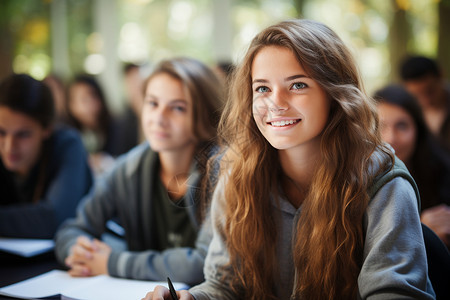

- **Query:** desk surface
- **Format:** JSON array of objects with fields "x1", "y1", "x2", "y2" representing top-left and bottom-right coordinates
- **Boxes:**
[{"x1": 0, "y1": 251, "x2": 62, "y2": 289}]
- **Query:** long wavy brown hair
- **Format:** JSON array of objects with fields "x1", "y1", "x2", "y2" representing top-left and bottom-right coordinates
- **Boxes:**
[{"x1": 218, "y1": 19, "x2": 393, "y2": 299}]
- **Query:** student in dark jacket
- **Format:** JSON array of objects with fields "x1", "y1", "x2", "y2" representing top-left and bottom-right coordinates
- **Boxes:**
[{"x1": 0, "y1": 73, "x2": 93, "y2": 239}]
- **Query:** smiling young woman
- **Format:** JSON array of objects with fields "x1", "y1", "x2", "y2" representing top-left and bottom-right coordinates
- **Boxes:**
[{"x1": 143, "y1": 19, "x2": 434, "y2": 300}]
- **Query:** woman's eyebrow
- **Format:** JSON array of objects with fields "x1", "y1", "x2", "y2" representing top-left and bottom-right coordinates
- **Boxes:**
[
  {"x1": 252, "y1": 74, "x2": 310, "y2": 85},
  {"x1": 169, "y1": 99, "x2": 188, "y2": 105},
  {"x1": 285, "y1": 74, "x2": 309, "y2": 81},
  {"x1": 252, "y1": 79, "x2": 268, "y2": 85}
]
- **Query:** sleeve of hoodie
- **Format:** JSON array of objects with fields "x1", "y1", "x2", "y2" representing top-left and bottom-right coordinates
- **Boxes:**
[
  {"x1": 0, "y1": 129, "x2": 92, "y2": 239},
  {"x1": 107, "y1": 209, "x2": 213, "y2": 286},
  {"x1": 358, "y1": 177, "x2": 435, "y2": 299},
  {"x1": 189, "y1": 178, "x2": 239, "y2": 300},
  {"x1": 54, "y1": 161, "x2": 123, "y2": 265}
]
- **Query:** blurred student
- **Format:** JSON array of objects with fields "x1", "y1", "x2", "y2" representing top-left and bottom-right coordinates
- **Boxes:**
[
  {"x1": 375, "y1": 84, "x2": 450, "y2": 248},
  {"x1": 43, "y1": 74, "x2": 69, "y2": 125},
  {"x1": 124, "y1": 63, "x2": 144, "y2": 123},
  {"x1": 213, "y1": 61, "x2": 234, "y2": 84},
  {"x1": 213, "y1": 61, "x2": 235, "y2": 101},
  {"x1": 0, "y1": 74, "x2": 92, "y2": 238},
  {"x1": 400, "y1": 55, "x2": 450, "y2": 149},
  {"x1": 54, "y1": 57, "x2": 223, "y2": 285},
  {"x1": 115, "y1": 63, "x2": 145, "y2": 155},
  {"x1": 67, "y1": 75, "x2": 119, "y2": 175},
  {"x1": 144, "y1": 19, "x2": 434, "y2": 300}
]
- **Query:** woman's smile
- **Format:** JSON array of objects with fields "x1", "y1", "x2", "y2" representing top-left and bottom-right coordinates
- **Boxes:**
[{"x1": 267, "y1": 118, "x2": 301, "y2": 128}]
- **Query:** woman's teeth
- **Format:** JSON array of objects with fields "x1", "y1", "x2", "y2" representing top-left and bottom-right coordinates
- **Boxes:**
[{"x1": 270, "y1": 119, "x2": 299, "y2": 127}]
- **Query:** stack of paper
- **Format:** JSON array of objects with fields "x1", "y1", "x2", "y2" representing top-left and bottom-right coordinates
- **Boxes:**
[{"x1": 0, "y1": 238, "x2": 55, "y2": 257}]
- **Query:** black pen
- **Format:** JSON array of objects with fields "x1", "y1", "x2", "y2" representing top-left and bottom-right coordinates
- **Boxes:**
[{"x1": 167, "y1": 277, "x2": 179, "y2": 300}]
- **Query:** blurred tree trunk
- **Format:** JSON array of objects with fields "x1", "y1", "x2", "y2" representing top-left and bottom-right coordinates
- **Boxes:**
[
  {"x1": 292, "y1": 0, "x2": 307, "y2": 18},
  {"x1": 438, "y1": 0, "x2": 450, "y2": 78},
  {"x1": 50, "y1": 0, "x2": 71, "y2": 80},
  {"x1": 388, "y1": 0, "x2": 411, "y2": 82},
  {"x1": 0, "y1": 30, "x2": 13, "y2": 82},
  {"x1": 0, "y1": 2, "x2": 14, "y2": 81},
  {"x1": 213, "y1": 0, "x2": 233, "y2": 63}
]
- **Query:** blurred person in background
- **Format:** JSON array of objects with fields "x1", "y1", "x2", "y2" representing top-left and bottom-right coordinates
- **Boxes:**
[
  {"x1": 400, "y1": 56, "x2": 450, "y2": 150},
  {"x1": 213, "y1": 60, "x2": 235, "y2": 100},
  {"x1": 54, "y1": 57, "x2": 223, "y2": 285},
  {"x1": 213, "y1": 61, "x2": 234, "y2": 84},
  {"x1": 0, "y1": 73, "x2": 92, "y2": 238},
  {"x1": 43, "y1": 73, "x2": 70, "y2": 125},
  {"x1": 114, "y1": 63, "x2": 145, "y2": 155},
  {"x1": 67, "y1": 75, "x2": 119, "y2": 175},
  {"x1": 375, "y1": 84, "x2": 450, "y2": 248}
]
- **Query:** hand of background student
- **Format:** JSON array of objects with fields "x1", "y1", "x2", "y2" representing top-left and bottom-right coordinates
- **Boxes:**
[
  {"x1": 141, "y1": 286, "x2": 194, "y2": 300},
  {"x1": 421, "y1": 204, "x2": 450, "y2": 248},
  {"x1": 65, "y1": 236, "x2": 111, "y2": 277},
  {"x1": 89, "y1": 152, "x2": 116, "y2": 176}
]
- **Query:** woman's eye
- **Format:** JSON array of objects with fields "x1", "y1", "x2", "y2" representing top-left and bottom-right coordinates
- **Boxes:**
[
  {"x1": 292, "y1": 82, "x2": 307, "y2": 90},
  {"x1": 172, "y1": 106, "x2": 187, "y2": 112},
  {"x1": 256, "y1": 86, "x2": 270, "y2": 93},
  {"x1": 146, "y1": 100, "x2": 157, "y2": 107},
  {"x1": 396, "y1": 121, "x2": 410, "y2": 131},
  {"x1": 17, "y1": 131, "x2": 32, "y2": 139}
]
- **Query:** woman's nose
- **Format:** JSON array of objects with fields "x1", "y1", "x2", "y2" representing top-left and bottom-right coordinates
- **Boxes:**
[
  {"x1": 3, "y1": 135, "x2": 16, "y2": 152},
  {"x1": 155, "y1": 107, "x2": 168, "y2": 125},
  {"x1": 269, "y1": 89, "x2": 289, "y2": 113}
]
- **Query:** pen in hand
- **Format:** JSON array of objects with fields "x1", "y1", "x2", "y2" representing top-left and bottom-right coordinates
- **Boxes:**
[{"x1": 167, "y1": 277, "x2": 179, "y2": 300}]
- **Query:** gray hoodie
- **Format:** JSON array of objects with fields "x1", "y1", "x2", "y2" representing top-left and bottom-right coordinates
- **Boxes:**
[
  {"x1": 54, "y1": 143, "x2": 213, "y2": 285},
  {"x1": 190, "y1": 151, "x2": 435, "y2": 299}
]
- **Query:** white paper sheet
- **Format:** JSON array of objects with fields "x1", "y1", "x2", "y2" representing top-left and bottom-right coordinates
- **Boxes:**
[
  {"x1": 0, "y1": 238, "x2": 54, "y2": 257},
  {"x1": 0, "y1": 270, "x2": 188, "y2": 300}
]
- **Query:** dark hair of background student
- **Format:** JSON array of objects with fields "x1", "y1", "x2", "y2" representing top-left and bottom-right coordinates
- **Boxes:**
[
  {"x1": 400, "y1": 56, "x2": 441, "y2": 80},
  {"x1": 0, "y1": 73, "x2": 54, "y2": 204}
]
